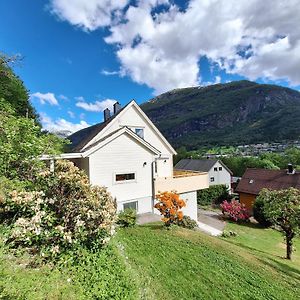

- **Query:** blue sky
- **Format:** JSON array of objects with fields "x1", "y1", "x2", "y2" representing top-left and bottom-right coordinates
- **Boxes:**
[{"x1": 1, "y1": 0, "x2": 299, "y2": 133}]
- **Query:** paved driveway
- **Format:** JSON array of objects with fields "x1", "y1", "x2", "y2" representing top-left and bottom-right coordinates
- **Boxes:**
[{"x1": 197, "y1": 208, "x2": 226, "y2": 236}]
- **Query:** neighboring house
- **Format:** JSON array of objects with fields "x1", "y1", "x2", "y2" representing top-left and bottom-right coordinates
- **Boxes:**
[
  {"x1": 236, "y1": 165, "x2": 300, "y2": 211},
  {"x1": 175, "y1": 159, "x2": 232, "y2": 191},
  {"x1": 42, "y1": 100, "x2": 209, "y2": 221}
]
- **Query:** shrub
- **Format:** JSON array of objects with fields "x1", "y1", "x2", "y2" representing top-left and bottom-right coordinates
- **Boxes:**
[
  {"x1": 220, "y1": 200, "x2": 250, "y2": 222},
  {"x1": 117, "y1": 208, "x2": 137, "y2": 227},
  {"x1": 1, "y1": 160, "x2": 117, "y2": 258},
  {"x1": 176, "y1": 215, "x2": 198, "y2": 229},
  {"x1": 155, "y1": 191, "x2": 186, "y2": 227},
  {"x1": 221, "y1": 230, "x2": 237, "y2": 238},
  {"x1": 253, "y1": 197, "x2": 272, "y2": 227},
  {"x1": 197, "y1": 184, "x2": 231, "y2": 206}
]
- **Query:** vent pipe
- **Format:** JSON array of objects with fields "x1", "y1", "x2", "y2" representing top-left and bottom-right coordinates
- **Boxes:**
[{"x1": 104, "y1": 108, "x2": 110, "y2": 122}]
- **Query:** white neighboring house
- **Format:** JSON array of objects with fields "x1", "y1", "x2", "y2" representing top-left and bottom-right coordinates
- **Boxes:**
[
  {"x1": 175, "y1": 159, "x2": 232, "y2": 192},
  {"x1": 42, "y1": 101, "x2": 209, "y2": 221}
]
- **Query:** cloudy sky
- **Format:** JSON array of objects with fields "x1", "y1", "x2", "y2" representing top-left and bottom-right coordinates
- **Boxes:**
[{"x1": 1, "y1": 0, "x2": 300, "y2": 133}]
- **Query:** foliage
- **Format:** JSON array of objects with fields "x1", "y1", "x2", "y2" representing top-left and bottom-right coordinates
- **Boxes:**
[
  {"x1": 0, "y1": 99, "x2": 66, "y2": 181},
  {"x1": 117, "y1": 208, "x2": 137, "y2": 228},
  {"x1": 0, "y1": 160, "x2": 117, "y2": 258},
  {"x1": 0, "y1": 226, "x2": 137, "y2": 300},
  {"x1": 252, "y1": 197, "x2": 272, "y2": 227},
  {"x1": 117, "y1": 224, "x2": 300, "y2": 299},
  {"x1": 257, "y1": 188, "x2": 300, "y2": 259},
  {"x1": 176, "y1": 215, "x2": 198, "y2": 229},
  {"x1": 220, "y1": 200, "x2": 250, "y2": 222},
  {"x1": 221, "y1": 230, "x2": 237, "y2": 238},
  {"x1": 154, "y1": 191, "x2": 186, "y2": 227},
  {"x1": 197, "y1": 184, "x2": 230, "y2": 206},
  {"x1": 0, "y1": 53, "x2": 38, "y2": 120}
]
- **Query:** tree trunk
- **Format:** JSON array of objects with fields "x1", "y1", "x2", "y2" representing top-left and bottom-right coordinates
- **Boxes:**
[{"x1": 286, "y1": 231, "x2": 294, "y2": 260}]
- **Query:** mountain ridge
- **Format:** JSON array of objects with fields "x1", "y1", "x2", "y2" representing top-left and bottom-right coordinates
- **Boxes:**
[{"x1": 141, "y1": 80, "x2": 300, "y2": 149}]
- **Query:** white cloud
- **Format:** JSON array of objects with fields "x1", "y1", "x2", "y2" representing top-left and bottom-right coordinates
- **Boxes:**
[
  {"x1": 67, "y1": 110, "x2": 75, "y2": 118},
  {"x1": 101, "y1": 69, "x2": 120, "y2": 76},
  {"x1": 76, "y1": 98, "x2": 117, "y2": 112},
  {"x1": 40, "y1": 112, "x2": 90, "y2": 133},
  {"x1": 31, "y1": 92, "x2": 59, "y2": 106},
  {"x1": 59, "y1": 94, "x2": 68, "y2": 100},
  {"x1": 49, "y1": 0, "x2": 300, "y2": 92},
  {"x1": 49, "y1": 0, "x2": 129, "y2": 31}
]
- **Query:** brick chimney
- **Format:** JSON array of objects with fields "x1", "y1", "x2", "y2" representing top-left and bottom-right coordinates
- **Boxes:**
[
  {"x1": 113, "y1": 101, "x2": 121, "y2": 114},
  {"x1": 104, "y1": 108, "x2": 110, "y2": 122}
]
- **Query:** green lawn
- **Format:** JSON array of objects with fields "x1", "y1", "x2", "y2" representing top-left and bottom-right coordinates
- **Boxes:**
[
  {"x1": 1, "y1": 223, "x2": 300, "y2": 299},
  {"x1": 223, "y1": 221, "x2": 300, "y2": 276},
  {"x1": 116, "y1": 224, "x2": 300, "y2": 300}
]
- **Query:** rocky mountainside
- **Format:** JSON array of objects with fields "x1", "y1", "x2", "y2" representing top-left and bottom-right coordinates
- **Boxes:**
[{"x1": 141, "y1": 80, "x2": 300, "y2": 149}]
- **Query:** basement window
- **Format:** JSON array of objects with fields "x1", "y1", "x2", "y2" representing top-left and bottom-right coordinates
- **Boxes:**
[
  {"x1": 123, "y1": 201, "x2": 138, "y2": 211},
  {"x1": 115, "y1": 173, "x2": 135, "y2": 182}
]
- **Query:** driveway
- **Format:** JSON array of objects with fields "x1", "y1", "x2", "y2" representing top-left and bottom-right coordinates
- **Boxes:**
[{"x1": 197, "y1": 208, "x2": 226, "y2": 236}]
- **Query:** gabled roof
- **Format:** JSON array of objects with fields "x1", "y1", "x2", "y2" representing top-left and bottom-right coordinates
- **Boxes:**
[
  {"x1": 67, "y1": 102, "x2": 128, "y2": 152},
  {"x1": 236, "y1": 168, "x2": 300, "y2": 195},
  {"x1": 175, "y1": 159, "x2": 232, "y2": 174},
  {"x1": 42, "y1": 126, "x2": 160, "y2": 160},
  {"x1": 67, "y1": 100, "x2": 176, "y2": 154}
]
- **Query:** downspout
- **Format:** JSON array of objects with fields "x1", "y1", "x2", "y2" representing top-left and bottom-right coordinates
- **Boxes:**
[{"x1": 151, "y1": 155, "x2": 160, "y2": 213}]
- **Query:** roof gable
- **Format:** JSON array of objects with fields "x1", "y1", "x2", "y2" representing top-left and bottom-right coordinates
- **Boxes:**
[
  {"x1": 236, "y1": 168, "x2": 300, "y2": 195},
  {"x1": 67, "y1": 100, "x2": 176, "y2": 155}
]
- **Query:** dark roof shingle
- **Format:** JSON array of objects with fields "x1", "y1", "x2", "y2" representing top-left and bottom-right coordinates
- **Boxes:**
[
  {"x1": 175, "y1": 159, "x2": 218, "y2": 172},
  {"x1": 236, "y1": 168, "x2": 300, "y2": 195}
]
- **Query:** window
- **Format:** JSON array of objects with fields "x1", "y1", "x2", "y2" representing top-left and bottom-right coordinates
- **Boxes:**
[
  {"x1": 135, "y1": 128, "x2": 144, "y2": 139},
  {"x1": 210, "y1": 177, "x2": 215, "y2": 182},
  {"x1": 123, "y1": 201, "x2": 138, "y2": 210},
  {"x1": 214, "y1": 167, "x2": 218, "y2": 171},
  {"x1": 116, "y1": 173, "x2": 135, "y2": 182},
  {"x1": 219, "y1": 167, "x2": 223, "y2": 171}
]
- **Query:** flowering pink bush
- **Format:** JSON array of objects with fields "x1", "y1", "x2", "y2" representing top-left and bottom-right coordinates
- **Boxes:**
[{"x1": 220, "y1": 200, "x2": 250, "y2": 222}]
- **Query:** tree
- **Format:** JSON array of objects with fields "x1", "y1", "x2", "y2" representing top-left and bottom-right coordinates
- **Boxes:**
[
  {"x1": 0, "y1": 53, "x2": 38, "y2": 121},
  {"x1": 0, "y1": 98, "x2": 66, "y2": 181},
  {"x1": 155, "y1": 191, "x2": 186, "y2": 227},
  {"x1": 257, "y1": 188, "x2": 300, "y2": 259}
]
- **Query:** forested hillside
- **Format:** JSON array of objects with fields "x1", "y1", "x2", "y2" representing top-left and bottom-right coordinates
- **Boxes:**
[{"x1": 142, "y1": 81, "x2": 300, "y2": 149}]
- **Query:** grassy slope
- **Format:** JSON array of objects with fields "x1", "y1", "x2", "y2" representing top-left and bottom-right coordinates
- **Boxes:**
[
  {"x1": 224, "y1": 221, "x2": 300, "y2": 276},
  {"x1": 0, "y1": 226, "x2": 137, "y2": 300},
  {"x1": 117, "y1": 224, "x2": 300, "y2": 300}
]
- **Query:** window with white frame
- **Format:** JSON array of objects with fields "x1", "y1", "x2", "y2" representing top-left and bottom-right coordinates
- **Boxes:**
[
  {"x1": 210, "y1": 177, "x2": 215, "y2": 182},
  {"x1": 123, "y1": 201, "x2": 138, "y2": 210},
  {"x1": 115, "y1": 173, "x2": 135, "y2": 182},
  {"x1": 219, "y1": 167, "x2": 223, "y2": 171}
]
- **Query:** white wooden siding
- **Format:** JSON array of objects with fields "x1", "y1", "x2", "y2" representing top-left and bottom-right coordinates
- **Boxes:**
[
  {"x1": 86, "y1": 105, "x2": 173, "y2": 178},
  {"x1": 88, "y1": 133, "x2": 154, "y2": 207},
  {"x1": 208, "y1": 161, "x2": 231, "y2": 189}
]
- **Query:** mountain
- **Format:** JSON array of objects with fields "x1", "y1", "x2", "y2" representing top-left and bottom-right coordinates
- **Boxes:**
[{"x1": 141, "y1": 80, "x2": 300, "y2": 150}]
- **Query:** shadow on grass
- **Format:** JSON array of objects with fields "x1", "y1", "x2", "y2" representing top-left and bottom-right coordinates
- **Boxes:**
[
  {"x1": 227, "y1": 220, "x2": 269, "y2": 230},
  {"x1": 223, "y1": 238, "x2": 300, "y2": 281},
  {"x1": 139, "y1": 222, "x2": 164, "y2": 230},
  {"x1": 258, "y1": 256, "x2": 300, "y2": 282}
]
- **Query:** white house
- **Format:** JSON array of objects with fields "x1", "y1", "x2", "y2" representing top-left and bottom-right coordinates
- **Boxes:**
[
  {"x1": 175, "y1": 159, "x2": 232, "y2": 192},
  {"x1": 42, "y1": 101, "x2": 208, "y2": 221}
]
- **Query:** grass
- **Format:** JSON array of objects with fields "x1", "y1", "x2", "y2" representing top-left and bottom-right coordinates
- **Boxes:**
[
  {"x1": 116, "y1": 223, "x2": 300, "y2": 300},
  {"x1": 0, "y1": 226, "x2": 137, "y2": 300},
  {"x1": 1, "y1": 223, "x2": 300, "y2": 299},
  {"x1": 223, "y1": 221, "x2": 300, "y2": 276}
]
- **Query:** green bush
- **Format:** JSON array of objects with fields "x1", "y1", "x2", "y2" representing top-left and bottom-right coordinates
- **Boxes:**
[
  {"x1": 117, "y1": 208, "x2": 137, "y2": 227},
  {"x1": 221, "y1": 230, "x2": 238, "y2": 238},
  {"x1": 197, "y1": 184, "x2": 230, "y2": 206},
  {"x1": 253, "y1": 197, "x2": 272, "y2": 227},
  {"x1": 1, "y1": 160, "x2": 117, "y2": 258},
  {"x1": 176, "y1": 215, "x2": 198, "y2": 229}
]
